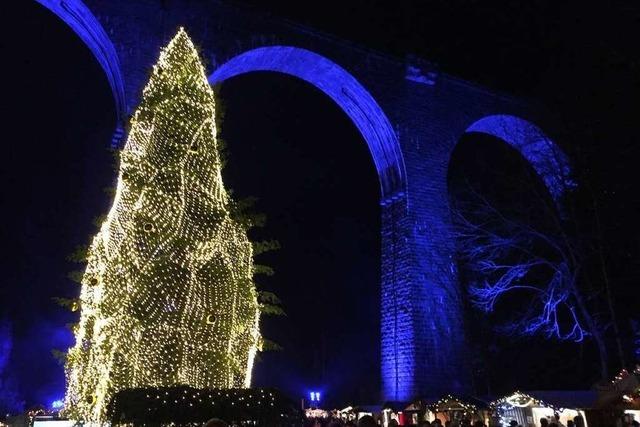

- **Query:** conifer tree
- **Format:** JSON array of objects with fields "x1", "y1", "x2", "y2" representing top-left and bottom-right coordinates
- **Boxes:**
[{"x1": 64, "y1": 29, "x2": 261, "y2": 422}]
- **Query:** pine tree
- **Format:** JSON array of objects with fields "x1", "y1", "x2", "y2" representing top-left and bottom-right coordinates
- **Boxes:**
[{"x1": 63, "y1": 29, "x2": 261, "y2": 422}]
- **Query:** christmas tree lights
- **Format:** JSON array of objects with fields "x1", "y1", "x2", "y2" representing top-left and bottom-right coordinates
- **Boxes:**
[{"x1": 63, "y1": 28, "x2": 261, "y2": 422}]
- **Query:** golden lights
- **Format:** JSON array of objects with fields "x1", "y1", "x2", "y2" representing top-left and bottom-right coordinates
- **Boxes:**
[{"x1": 63, "y1": 28, "x2": 261, "y2": 422}]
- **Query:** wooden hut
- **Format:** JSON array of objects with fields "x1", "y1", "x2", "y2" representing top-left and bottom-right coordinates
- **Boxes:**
[
  {"x1": 427, "y1": 395, "x2": 490, "y2": 425},
  {"x1": 491, "y1": 391, "x2": 596, "y2": 427}
]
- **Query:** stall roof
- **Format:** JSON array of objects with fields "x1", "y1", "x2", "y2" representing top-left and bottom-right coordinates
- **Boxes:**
[
  {"x1": 495, "y1": 391, "x2": 598, "y2": 410},
  {"x1": 408, "y1": 396, "x2": 491, "y2": 411}
]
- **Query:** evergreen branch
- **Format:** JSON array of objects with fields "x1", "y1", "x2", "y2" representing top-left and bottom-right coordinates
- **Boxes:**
[
  {"x1": 258, "y1": 290, "x2": 282, "y2": 305},
  {"x1": 253, "y1": 264, "x2": 274, "y2": 276},
  {"x1": 252, "y1": 240, "x2": 281, "y2": 256},
  {"x1": 93, "y1": 214, "x2": 108, "y2": 228},
  {"x1": 67, "y1": 271, "x2": 84, "y2": 284},
  {"x1": 65, "y1": 322, "x2": 79, "y2": 334},
  {"x1": 53, "y1": 297, "x2": 80, "y2": 312},
  {"x1": 51, "y1": 349, "x2": 67, "y2": 366},
  {"x1": 260, "y1": 338, "x2": 283, "y2": 352},
  {"x1": 67, "y1": 245, "x2": 89, "y2": 263},
  {"x1": 259, "y1": 304, "x2": 286, "y2": 316}
]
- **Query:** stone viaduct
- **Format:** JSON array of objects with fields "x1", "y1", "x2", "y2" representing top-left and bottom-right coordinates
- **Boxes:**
[{"x1": 37, "y1": 0, "x2": 573, "y2": 401}]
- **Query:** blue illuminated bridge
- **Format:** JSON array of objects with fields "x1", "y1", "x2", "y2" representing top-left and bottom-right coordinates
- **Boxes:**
[{"x1": 37, "y1": 0, "x2": 575, "y2": 401}]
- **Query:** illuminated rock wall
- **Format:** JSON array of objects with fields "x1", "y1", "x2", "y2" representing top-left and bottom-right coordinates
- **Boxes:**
[{"x1": 39, "y1": 0, "x2": 571, "y2": 402}]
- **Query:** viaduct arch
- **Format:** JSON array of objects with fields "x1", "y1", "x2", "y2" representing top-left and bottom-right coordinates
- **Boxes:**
[
  {"x1": 462, "y1": 114, "x2": 573, "y2": 205},
  {"x1": 36, "y1": 0, "x2": 572, "y2": 401},
  {"x1": 208, "y1": 46, "x2": 407, "y2": 199}
]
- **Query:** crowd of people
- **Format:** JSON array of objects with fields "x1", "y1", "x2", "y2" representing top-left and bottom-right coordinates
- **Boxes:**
[
  {"x1": 202, "y1": 412, "x2": 640, "y2": 427},
  {"x1": 304, "y1": 415, "x2": 388, "y2": 427},
  {"x1": 303, "y1": 415, "x2": 487, "y2": 427},
  {"x1": 301, "y1": 411, "x2": 640, "y2": 427},
  {"x1": 512, "y1": 414, "x2": 586, "y2": 427}
]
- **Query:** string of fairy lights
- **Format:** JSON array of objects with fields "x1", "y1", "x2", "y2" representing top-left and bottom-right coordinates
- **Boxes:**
[
  {"x1": 63, "y1": 28, "x2": 261, "y2": 422},
  {"x1": 609, "y1": 367, "x2": 640, "y2": 403},
  {"x1": 106, "y1": 386, "x2": 302, "y2": 425},
  {"x1": 429, "y1": 395, "x2": 478, "y2": 415}
]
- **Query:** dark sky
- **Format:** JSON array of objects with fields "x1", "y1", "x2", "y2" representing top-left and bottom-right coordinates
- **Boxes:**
[
  {"x1": 1, "y1": 0, "x2": 639, "y2": 411},
  {"x1": 218, "y1": 72, "x2": 380, "y2": 405}
]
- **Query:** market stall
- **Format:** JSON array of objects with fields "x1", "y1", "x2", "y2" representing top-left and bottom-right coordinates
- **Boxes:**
[
  {"x1": 491, "y1": 391, "x2": 595, "y2": 427},
  {"x1": 593, "y1": 366, "x2": 640, "y2": 426},
  {"x1": 385, "y1": 396, "x2": 490, "y2": 426},
  {"x1": 427, "y1": 395, "x2": 490, "y2": 426},
  {"x1": 381, "y1": 401, "x2": 410, "y2": 426}
]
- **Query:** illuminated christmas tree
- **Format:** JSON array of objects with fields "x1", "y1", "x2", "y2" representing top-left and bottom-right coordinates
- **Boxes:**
[{"x1": 63, "y1": 29, "x2": 261, "y2": 422}]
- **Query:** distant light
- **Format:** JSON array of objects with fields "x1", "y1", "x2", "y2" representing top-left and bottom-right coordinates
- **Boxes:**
[
  {"x1": 309, "y1": 391, "x2": 321, "y2": 402},
  {"x1": 51, "y1": 399, "x2": 64, "y2": 409}
]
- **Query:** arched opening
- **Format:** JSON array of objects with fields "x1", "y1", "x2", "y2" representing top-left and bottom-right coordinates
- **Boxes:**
[
  {"x1": 216, "y1": 70, "x2": 381, "y2": 406},
  {"x1": 211, "y1": 47, "x2": 404, "y2": 405},
  {"x1": 447, "y1": 121, "x2": 603, "y2": 393},
  {"x1": 35, "y1": 0, "x2": 126, "y2": 128},
  {"x1": 2, "y1": 1, "x2": 117, "y2": 409},
  {"x1": 209, "y1": 46, "x2": 406, "y2": 201},
  {"x1": 464, "y1": 115, "x2": 574, "y2": 206}
]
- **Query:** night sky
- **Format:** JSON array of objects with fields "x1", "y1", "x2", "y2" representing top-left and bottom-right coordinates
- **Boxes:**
[{"x1": 2, "y1": 0, "x2": 640, "y2": 411}]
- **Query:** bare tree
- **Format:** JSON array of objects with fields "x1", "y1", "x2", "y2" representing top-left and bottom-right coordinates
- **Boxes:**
[{"x1": 451, "y1": 175, "x2": 611, "y2": 379}]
